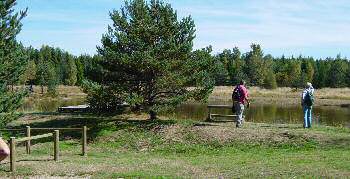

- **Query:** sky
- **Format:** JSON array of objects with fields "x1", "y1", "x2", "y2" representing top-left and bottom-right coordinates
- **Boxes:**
[{"x1": 15, "y1": 0, "x2": 350, "y2": 58}]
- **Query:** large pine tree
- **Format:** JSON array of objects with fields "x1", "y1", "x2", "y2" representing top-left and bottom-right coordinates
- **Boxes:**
[
  {"x1": 94, "y1": 0, "x2": 216, "y2": 119},
  {"x1": 0, "y1": 0, "x2": 27, "y2": 127}
]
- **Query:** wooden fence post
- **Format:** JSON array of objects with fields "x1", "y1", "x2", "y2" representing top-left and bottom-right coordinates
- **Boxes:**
[
  {"x1": 10, "y1": 137, "x2": 16, "y2": 172},
  {"x1": 53, "y1": 130, "x2": 59, "y2": 161},
  {"x1": 26, "y1": 126, "x2": 31, "y2": 154},
  {"x1": 82, "y1": 126, "x2": 87, "y2": 156}
]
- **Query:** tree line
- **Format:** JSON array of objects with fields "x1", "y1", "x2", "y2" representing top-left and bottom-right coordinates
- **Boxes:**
[
  {"x1": 17, "y1": 45, "x2": 101, "y2": 94},
  {"x1": 214, "y1": 44, "x2": 350, "y2": 89}
]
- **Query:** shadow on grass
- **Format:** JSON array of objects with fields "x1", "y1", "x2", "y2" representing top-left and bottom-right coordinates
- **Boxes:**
[{"x1": 17, "y1": 159, "x2": 52, "y2": 162}]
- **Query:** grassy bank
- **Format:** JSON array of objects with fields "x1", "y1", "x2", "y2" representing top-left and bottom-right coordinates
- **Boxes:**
[{"x1": 1, "y1": 113, "x2": 349, "y2": 178}]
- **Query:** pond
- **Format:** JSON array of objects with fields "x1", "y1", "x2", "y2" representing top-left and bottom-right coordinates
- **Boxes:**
[
  {"x1": 167, "y1": 102, "x2": 350, "y2": 128},
  {"x1": 19, "y1": 97, "x2": 350, "y2": 128}
]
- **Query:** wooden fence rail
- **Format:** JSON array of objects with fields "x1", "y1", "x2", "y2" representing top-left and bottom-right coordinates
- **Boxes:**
[{"x1": 10, "y1": 130, "x2": 59, "y2": 172}]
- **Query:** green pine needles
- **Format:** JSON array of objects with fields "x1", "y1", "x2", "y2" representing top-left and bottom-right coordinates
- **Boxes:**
[{"x1": 0, "y1": 0, "x2": 28, "y2": 127}]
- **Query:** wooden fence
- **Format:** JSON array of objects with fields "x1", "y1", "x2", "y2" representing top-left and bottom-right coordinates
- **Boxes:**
[
  {"x1": 9, "y1": 130, "x2": 59, "y2": 172},
  {"x1": 25, "y1": 126, "x2": 87, "y2": 156},
  {"x1": 1, "y1": 126, "x2": 87, "y2": 156}
]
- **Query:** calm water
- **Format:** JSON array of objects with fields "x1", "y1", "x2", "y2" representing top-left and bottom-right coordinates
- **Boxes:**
[{"x1": 20, "y1": 98, "x2": 350, "y2": 127}]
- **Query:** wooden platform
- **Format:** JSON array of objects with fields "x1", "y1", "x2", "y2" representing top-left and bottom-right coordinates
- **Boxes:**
[
  {"x1": 58, "y1": 105, "x2": 90, "y2": 113},
  {"x1": 58, "y1": 103, "x2": 130, "y2": 113}
]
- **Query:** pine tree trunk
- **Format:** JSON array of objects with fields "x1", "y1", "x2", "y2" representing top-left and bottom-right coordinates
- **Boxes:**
[{"x1": 149, "y1": 110, "x2": 157, "y2": 120}]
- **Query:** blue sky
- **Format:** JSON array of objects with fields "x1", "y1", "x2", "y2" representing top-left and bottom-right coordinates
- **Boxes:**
[{"x1": 16, "y1": 0, "x2": 350, "y2": 58}]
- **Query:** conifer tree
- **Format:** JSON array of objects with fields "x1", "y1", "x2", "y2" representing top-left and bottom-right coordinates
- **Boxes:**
[
  {"x1": 217, "y1": 49, "x2": 234, "y2": 85},
  {"x1": 231, "y1": 47, "x2": 247, "y2": 85},
  {"x1": 263, "y1": 54, "x2": 277, "y2": 89},
  {"x1": 289, "y1": 60, "x2": 302, "y2": 88},
  {"x1": 75, "y1": 56, "x2": 85, "y2": 85},
  {"x1": 328, "y1": 56, "x2": 348, "y2": 88},
  {"x1": 65, "y1": 54, "x2": 77, "y2": 86},
  {"x1": 0, "y1": 0, "x2": 27, "y2": 127},
  {"x1": 20, "y1": 59, "x2": 36, "y2": 85},
  {"x1": 47, "y1": 62, "x2": 58, "y2": 95},
  {"x1": 94, "y1": 0, "x2": 216, "y2": 119},
  {"x1": 36, "y1": 54, "x2": 58, "y2": 94},
  {"x1": 263, "y1": 70, "x2": 277, "y2": 89},
  {"x1": 244, "y1": 44, "x2": 266, "y2": 86}
]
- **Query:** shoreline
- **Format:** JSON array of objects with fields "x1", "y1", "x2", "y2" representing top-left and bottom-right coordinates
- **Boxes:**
[{"x1": 209, "y1": 86, "x2": 350, "y2": 107}]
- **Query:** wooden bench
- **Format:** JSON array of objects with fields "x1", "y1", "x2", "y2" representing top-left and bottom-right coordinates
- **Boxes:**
[{"x1": 207, "y1": 105, "x2": 239, "y2": 121}]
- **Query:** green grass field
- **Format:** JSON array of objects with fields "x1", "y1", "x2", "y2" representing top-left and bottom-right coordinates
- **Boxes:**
[{"x1": 1, "y1": 113, "x2": 349, "y2": 178}]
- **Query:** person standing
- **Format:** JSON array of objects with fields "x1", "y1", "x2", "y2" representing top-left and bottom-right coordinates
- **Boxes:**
[
  {"x1": 232, "y1": 80, "x2": 250, "y2": 128},
  {"x1": 301, "y1": 82, "x2": 315, "y2": 128}
]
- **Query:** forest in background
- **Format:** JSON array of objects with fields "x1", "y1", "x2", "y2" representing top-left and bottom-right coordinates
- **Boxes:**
[{"x1": 17, "y1": 43, "x2": 350, "y2": 93}]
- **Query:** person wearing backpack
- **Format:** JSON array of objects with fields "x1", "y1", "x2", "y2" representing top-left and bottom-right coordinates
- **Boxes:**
[
  {"x1": 301, "y1": 82, "x2": 315, "y2": 128},
  {"x1": 232, "y1": 80, "x2": 250, "y2": 128}
]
